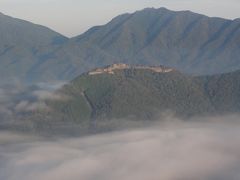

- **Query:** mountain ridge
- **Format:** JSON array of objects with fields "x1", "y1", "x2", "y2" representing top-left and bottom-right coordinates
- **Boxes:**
[
  {"x1": 62, "y1": 7, "x2": 240, "y2": 77},
  {"x1": 0, "y1": 7, "x2": 240, "y2": 83}
]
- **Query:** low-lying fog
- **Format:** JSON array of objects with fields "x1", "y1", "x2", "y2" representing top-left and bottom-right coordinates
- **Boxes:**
[
  {"x1": 0, "y1": 81, "x2": 67, "y2": 128},
  {"x1": 1, "y1": 117, "x2": 240, "y2": 180}
]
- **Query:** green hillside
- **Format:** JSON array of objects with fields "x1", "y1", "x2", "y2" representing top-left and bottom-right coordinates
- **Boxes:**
[
  {"x1": 8, "y1": 64, "x2": 240, "y2": 135},
  {"x1": 27, "y1": 65, "x2": 210, "y2": 134},
  {"x1": 57, "y1": 68, "x2": 211, "y2": 120}
]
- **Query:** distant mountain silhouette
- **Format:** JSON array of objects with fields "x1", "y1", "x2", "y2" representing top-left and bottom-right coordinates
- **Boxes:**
[
  {"x1": 0, "y1": 8, "x2": 239, "y2": 83},
  {"x1": 70, "y1": 7, "x2": 240, "y2": 75},
  {"x1": 0, "y1": 12, "x2": 68, "y2": 82}
]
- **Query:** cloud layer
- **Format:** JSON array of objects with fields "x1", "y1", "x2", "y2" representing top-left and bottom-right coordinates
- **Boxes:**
[
  {"x1": 0, "y1": 81, "x2": 68, "y2": 132},
  {"x1": 1, "y1": 120, "x2": 240, "y2": 180}
]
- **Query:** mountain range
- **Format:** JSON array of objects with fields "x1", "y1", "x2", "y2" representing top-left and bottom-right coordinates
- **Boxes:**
[{"x1": 0, "y1": 7, "x2": 239, "y2": 83}]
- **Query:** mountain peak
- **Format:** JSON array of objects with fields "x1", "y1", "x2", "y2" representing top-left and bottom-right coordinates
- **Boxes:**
[
  {"x1": 135, "y1": 7, "x2": 171, "y2": 15},
  {"x1": 142, "y1": 7, "x2": 169, "y2": 11}
]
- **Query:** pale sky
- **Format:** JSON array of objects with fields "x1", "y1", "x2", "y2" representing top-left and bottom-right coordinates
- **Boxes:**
[{"x1": 0, "y1": 0, "x2": 239, "y2": 37}]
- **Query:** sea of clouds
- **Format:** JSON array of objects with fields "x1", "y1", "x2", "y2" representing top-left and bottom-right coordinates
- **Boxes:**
[
  {"x1": 1, "y1": 118, "x2": 240, "y2": 180},
  {"x1": 0, "y1": 81, "x2": 68, "y2": 126}
]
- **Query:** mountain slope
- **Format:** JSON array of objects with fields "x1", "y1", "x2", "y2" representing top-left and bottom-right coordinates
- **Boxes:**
[
  {"x1": 50, "y1": 65, "x2": 240, "y2": 123},
  {"x1": 5, "y1": 64, "x2": 240, "y2": 135},
  {"x1": 66, "y1": 7, "x2": 240, "y2": 75},
  {"x1": 56, "y1": 65, "x2": 211, "y2": 120},
  {"x1": 0, "y1": 12, "x2": 68, "y2": 82},
  {"x1": 19, "y1": 64, "x2": 212, "y2": 134},
  {"x1": 0, "y1": 8, "x2": 240, "y2": 83}
]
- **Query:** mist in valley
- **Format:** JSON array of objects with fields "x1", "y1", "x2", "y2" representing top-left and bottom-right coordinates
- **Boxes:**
[
  {"x1": 0, "y1": 81, "x2": 67, "y2": 130},
  {"x1": 1, "y1": 116, "x2": 240, "y2": 180}
]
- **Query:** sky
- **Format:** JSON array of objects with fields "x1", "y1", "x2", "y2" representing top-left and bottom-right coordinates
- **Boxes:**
[{"x1": 0, "y1": 0, "x2": 239, "y2": 37}]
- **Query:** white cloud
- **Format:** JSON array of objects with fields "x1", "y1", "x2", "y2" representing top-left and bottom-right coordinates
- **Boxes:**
[{"x1": 1, "y1": 119, "x2": 240, "y2": 180}]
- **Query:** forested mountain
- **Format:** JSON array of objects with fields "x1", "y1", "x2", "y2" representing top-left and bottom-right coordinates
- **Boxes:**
[{"x1": 10, "y1": 64, "x2": 240, "y2": 135}]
